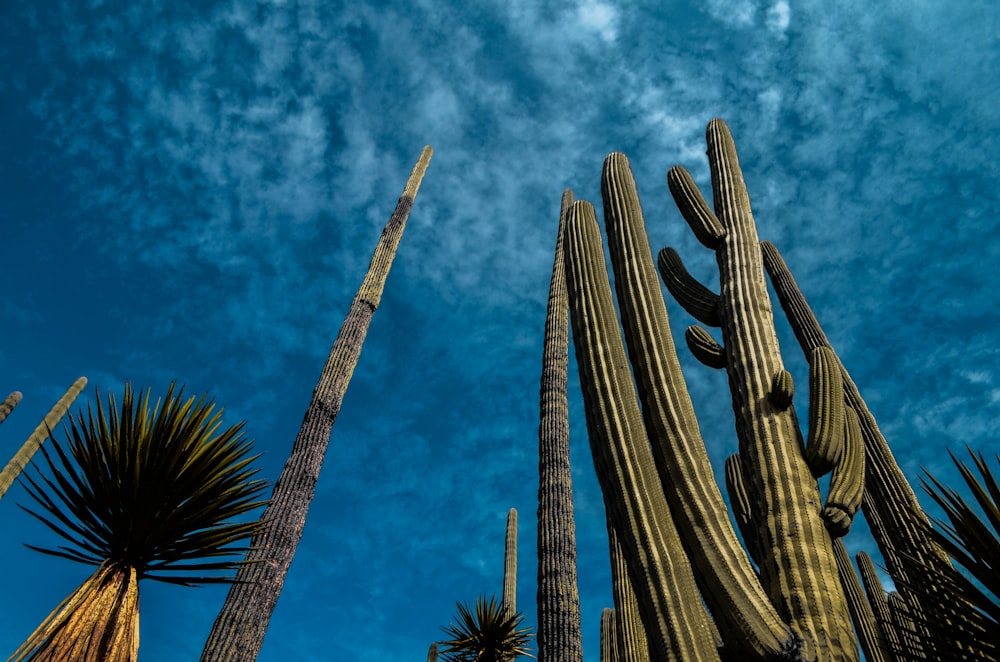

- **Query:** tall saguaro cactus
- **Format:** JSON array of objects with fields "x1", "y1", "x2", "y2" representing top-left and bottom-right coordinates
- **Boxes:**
[
  {"x1": 536, "y1": 190, "x2": 584, "y2": 662},
  {"x1": 201, "y1": 146, "x2": 433, "y2": 661},
  {"x1": 658, "y1": 120, "x2": 857, "y2": 659}
]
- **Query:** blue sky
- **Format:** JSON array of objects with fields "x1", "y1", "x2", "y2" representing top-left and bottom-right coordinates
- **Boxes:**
[{"x1": 1, "y1": 0, "x2": 999, "y2": 659}]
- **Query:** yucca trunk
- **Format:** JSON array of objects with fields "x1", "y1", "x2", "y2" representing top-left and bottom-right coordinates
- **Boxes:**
[
  {"x1": 535, "y1": 190, "x2": 584, "y2": 662},
  {"x1": 200, "y1": 147, "x2": 432, "y2": 661},
  {"x1": 12, "y1": 563, "x2": 139, "y2": 662}
]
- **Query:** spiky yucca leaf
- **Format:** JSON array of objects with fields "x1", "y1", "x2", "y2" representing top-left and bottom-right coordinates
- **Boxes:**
[
  {"x1": 920, "y1": 448, "x2": 1000, "y2": 623},
  {"x1": 440, "y1": 595, "x2": 534, "y2": 662},
  {"x1": 18, "y1": 382, "x2": 268, "y2": 585}
]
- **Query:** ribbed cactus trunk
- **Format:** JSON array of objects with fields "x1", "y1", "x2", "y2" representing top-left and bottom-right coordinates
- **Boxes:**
[
  {"x1": 759, "y1": 240, "x2": 979, "y2": 659},
  {"x1": 0, "y1": 377, "x2": 86, "y2": 501},
  {"x1": 503, "y1": 507, "x2": 518, "y2": 620},
  {"x1": 536, "y1": 190, "x2": 584, "y2": 662},
  {"x1": 661, "y1": 120, "x2": 857, "y2": 660},
  {"x1": 0, "y1": 391, "x2": 22, "y2": 425},
  {"x1": 599, "y1": 608, "x2": 619, "y2": 662},
  {"x1": 563, "y1": 198, "x2": 719, "y2": 660},
  {"x1": 200, "y1": 146, "x2": 432, "y2": 661}
]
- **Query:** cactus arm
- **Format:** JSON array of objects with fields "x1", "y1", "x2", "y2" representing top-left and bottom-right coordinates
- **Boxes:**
[
  {"x1": 769, "y1": 370, "x2": 795, "y2": 410},
  {"x1": 564, "y1": 198, "x2": 719, "y2": 660},
  {"x1": 657, "y1": 247, "x2": 722, "y2": 327},
  {"x1": 803, "y1": 347, "x2": 845, "y2": 477},
  {"x1": 667, "y1": 119, "x2": 858, "y2": 660},
  {"x1": 823, "y1": 407, "x2": 865, "y2": 538},
  {"x1": 536, "y1": 189, "x2": 584, "y2": 662},
  {"x1": 685, "y1": 326, "x2": 726, "y2": 369},
  {"x1": 760, "y1": 240, "x2": 958, "y2": 633},
  {"x1": 600, "y1": 152, "x2": 798, "y2": 659},
  {"x1": 426, "y1": 642, "x2": 439, "y2": 662},
  {"x1": 0, "y1": 391, "x2": 23, "y2": 425},
  {"x1": 666, "y1": 166, "x2": 726, "y2": 249},
  {"x1": 833, "y1": 541, "x2": 893, "y2": 662},
  {"x1": 0, "y1": 377, "x2": 87, "y2": 501}
]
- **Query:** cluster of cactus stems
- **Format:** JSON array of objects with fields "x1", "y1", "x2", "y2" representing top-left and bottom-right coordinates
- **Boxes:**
[{"x1": 534, "y1": 118, "x2": 989, "y2": 661}]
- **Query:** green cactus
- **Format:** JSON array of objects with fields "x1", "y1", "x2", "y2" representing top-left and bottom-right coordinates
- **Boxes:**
[
  {"x1": 832, "y1": 540, "x2": 892, "y2": 662},
  {"x1": 563, "y1": 197, "x2": 719, "y2": 660},
  {"x1": 600, "y1": 608, "x2": 619, "y2": 662},
  {"x1": 427, "y1": 642, "x2": 439, "y2": 662},
  {"x1": 536, "y1": 190, "x2": 584, "y2": 662},
  {"x1": 759, "y1": 239, "x2": 989, "y2": 659},
  {"x1": 503, "y1": 508, "x2": 518, "y2": 621},
  {"x1": 606, "y1": 522, "x2": 652, "y2": 662},
  {"x1": 660, "y1": 119, "x2": 857, "y2": 659},
  {"x1": 201, "y1": 146, "x2": 433, "y2": 661},
  {"x1": 596, "y1": 150, "x2": 798, "y2": 659},
  {"x1": 856, "y1": 551, "x2": 901, "y2": 661},
  {"x1": 0, "y1": 377, "x2": 86, "y2": 501},
  {"x1": 0, "y1": 391, "x2": 22, "y2": 425}
]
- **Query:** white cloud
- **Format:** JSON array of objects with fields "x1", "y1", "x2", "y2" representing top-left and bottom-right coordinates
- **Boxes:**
[
  {"x1": 576, "y1": 0, "x2": 618, "y2": 42},
  {"x1": 766, "y1": 0, "x2": 791, "y2": 33}
]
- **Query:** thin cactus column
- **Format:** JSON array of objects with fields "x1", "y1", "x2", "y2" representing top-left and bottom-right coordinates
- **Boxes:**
[
  {"x1": 427, "y1": 642, "x2": 439, "y2": 662},
  {"x1": 200, "y1": 146, "x2": 433, "y2": 661},
  {"x1": 536, "y1": 189, "x2": 584, "y2": 662},
  {"x1": 0, "y1": 391, "x2": 22, "y2": 425},
  {"x1": 600, "y1": 608, "x2": 619, "y2": 662},
  {"x1": 0, "y1": 377, "x2": 86, "y2": 501},
  {"x1": 503, "y1": 507, "x2": 518, "y2": 620}
]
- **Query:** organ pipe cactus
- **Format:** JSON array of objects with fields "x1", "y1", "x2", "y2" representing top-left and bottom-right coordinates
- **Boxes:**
[
  {"x1": 535, "y1": 189, "x2": 584, "y2": 662},
  {"x1": 563, "y1": 198, "x2": 720, "y2": 659}
]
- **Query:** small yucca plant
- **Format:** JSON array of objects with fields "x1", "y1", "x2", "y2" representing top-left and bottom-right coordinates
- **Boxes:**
[
  {"x1": 12, "y1": 382, "x2": 268, "y2": 662},
  {"x1": 439, "y1": 594, "x2": 534, "y2": 662}
]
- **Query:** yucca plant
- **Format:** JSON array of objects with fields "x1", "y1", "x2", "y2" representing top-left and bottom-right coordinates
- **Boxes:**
[
  {"x1": 439, "y1": 595, "x2": 534, "y2": 662},
  {"x1": 895, "y1": 448, "x2": 1000, "y2": 659},
  {"x1": 10, "y1": 382, "x2": 268, "y2": 662}
]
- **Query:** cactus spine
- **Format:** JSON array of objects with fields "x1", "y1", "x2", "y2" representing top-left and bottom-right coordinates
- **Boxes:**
[
  {"x1": 536, "y1": 190, "x2": 584, "y2": 662},
  {"x1": 0, "y1": 377, "x2": 86, "y2": 501},
  {"x1": 201, "y1": 146, "x2": 432, "y2": 661}
]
